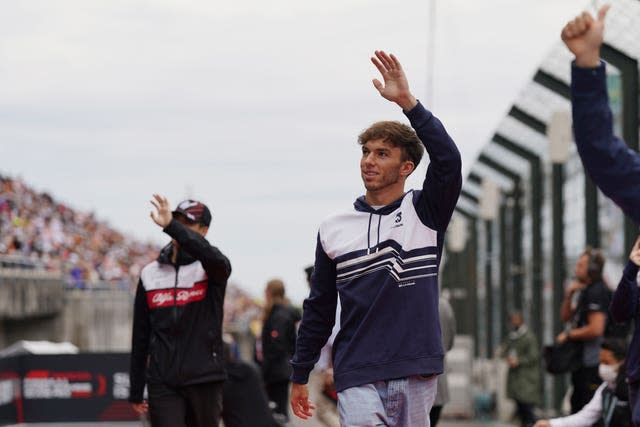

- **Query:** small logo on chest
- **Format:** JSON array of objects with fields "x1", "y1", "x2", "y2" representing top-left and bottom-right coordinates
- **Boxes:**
[{"x1": 392, "y1": 211, "x2": 403, "y2": 228}]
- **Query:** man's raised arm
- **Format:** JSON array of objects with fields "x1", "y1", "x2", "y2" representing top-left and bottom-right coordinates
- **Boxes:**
[{"x1": 563, "y1": 6, "x2": 640, "y2": 224}]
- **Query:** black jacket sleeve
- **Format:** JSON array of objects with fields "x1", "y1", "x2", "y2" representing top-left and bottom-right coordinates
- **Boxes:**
[
  {"x1": 129, "y1": 279, "x2": 150, "y2": 403},
  {"x1": 163, "y1": 219, "x2": 232, "y2": 283}
]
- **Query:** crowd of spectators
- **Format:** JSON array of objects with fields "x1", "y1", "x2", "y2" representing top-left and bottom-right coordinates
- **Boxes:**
[{"x1": 0, "y1": 173, "x2": 158, "y2": 290}]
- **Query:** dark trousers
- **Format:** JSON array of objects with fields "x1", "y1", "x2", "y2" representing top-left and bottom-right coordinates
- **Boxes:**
[
  {"x1": 514, "y1": 400, "x2": 536, "y2": 427},
  {"x1": 571, "y1": 365, "x2": 602, "y2": 414},
  {"x1": 265, "y1": 380, "x2": 290, "y2": 420},
  {"x1": 148, "y1": 381, "x2": 223, "y2": 427},
  {"x1": 429, "y1": 404, "x2": 443, "y2": 426}
]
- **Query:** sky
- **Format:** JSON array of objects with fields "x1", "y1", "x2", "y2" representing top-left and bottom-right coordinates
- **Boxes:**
[{"x1": 0, "y1": 0, "x2": 586, "y2": 304}]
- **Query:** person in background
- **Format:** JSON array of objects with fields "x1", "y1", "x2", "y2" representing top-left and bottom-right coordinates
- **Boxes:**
[
  {"x1": 429, "y1": 292, "x2": 456, "y2": 426},
  {"x1": 557, "y1": 248, "x2": 609, "y2": 413},
  {"x1": 500, "y1": 312, "x2": 541, "y2": 427},
  {"x1": 261, "y1": 279, "x2": 301, "y2": 421},
  {"x1": 533, "y1": 338, "x2": 631, "y2": 427},
  {"x1": 222, "y1": 335, "x2": 283, "y2": 427},
  {"x1": 610, "y1": 236, "x2": 640, "y2": 426},
  {"x1": 129, "y1": 196, "x2": 232, "y2": 427}
]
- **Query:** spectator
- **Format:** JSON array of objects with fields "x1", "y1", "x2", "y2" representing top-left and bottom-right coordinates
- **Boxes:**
[
  {"x1": 261, "y1": 279, "x2": 301, "y2": 421},
  {"x1": 557, "y1": 248, "x2": 609, "y2": 413},
  {"x1": 500, "y1": 312, "x2": 540, "y2": 427},
  {"x1": 533, "y1": 338, "x2": 631, "y2": 427},
  {"x1": 222, "y1": 336, "x2": 283, "y2": 427}
]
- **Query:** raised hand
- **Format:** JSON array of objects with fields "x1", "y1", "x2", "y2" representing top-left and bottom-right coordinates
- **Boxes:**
[
  {"x1": 630, "y1": 235, "x2": 640, "y2": 267},
  {"x1": 371, "y1": 50, "x2": 417, "y2": 111},
  {"x1": 150, "y1": 194, "x2": 172, "y2": 228},
  {"x1": 561, "y1": 5, "x2": 610, "y2": 68}
]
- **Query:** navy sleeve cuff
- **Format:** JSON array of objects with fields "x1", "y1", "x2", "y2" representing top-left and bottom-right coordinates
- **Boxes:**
[
  {"x1": 403, "y1": 100, "x2": 433, "y2": 127},
  {"x1": 571, "y1": 61, "x2": 606, "y2": 93},
  {"x1": 624, "y1": 260, "x2": 640, "y2": 280},
  {"x1": 291, "y1": 367, "x2": 310, "y2": 385}
]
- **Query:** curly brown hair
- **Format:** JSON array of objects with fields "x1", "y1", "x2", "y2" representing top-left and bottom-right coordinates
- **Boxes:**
[{"x1": 358, "y1": 121, "x2": 424, "y2": 172}]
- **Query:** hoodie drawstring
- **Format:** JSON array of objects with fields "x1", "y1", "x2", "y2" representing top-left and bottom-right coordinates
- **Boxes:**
[
  {"x1": 367, "y1": 213, "x2": 373, "y2": 255},
  {"x1": 367, "y1": 212, "x2": 383, "y2": 254}
]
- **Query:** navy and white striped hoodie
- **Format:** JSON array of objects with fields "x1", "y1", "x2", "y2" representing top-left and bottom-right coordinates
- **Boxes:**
[{"x1": 291, "y1": 101, "x2": 462, "y2": 392}]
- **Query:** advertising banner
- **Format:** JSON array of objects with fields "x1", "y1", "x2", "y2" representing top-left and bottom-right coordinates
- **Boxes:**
[{"x1": 0, "y1": 353, "x2": 138, "y2": 424}]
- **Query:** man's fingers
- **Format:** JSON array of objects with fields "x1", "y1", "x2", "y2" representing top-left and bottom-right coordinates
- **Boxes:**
[
  {"x1": 290, "y1": 396, "x2": 315, "y2": 420},
  {"x1": 291, "y1": 402, "x2": 311, "y2": 419},
  {"x1": 374, "y1": 50, "x2": 393, "y2": 71},
  {"x1": 150, "y1": 199, "x2": 159, "y2": 210},
  {"x1": 575, "y1": 16, "x2": 588, "y2": 34},
  {"x1": 152, "y1": 194, "x2": 169, "y2": 208},
  {"x1": 597, "y1": 4, "x2": 610, "y2": 22},
  {"x1": 371, "y1": 56, "x2": 387, "y2": 76},
  {"x1": 389, "y1": 53, "x2": 402, "y2": 70},
  {"x1": 581, "y1": 11, "x2": 594, "y2": 26},
  {"x1": 372, "y1": 79, "x2": 384, "y2": 94}
]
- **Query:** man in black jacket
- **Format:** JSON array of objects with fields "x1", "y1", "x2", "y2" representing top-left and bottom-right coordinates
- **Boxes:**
[
  {"x1": 261, "y1": 279, "x2": 301, "y2": 421},
  {"x1": 129, "y1": 195, "x2": 232, "y2": 427}
]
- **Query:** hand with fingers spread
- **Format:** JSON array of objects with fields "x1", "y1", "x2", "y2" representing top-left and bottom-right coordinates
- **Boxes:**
[
  {"x1": 630, "y1": 235, "x2": 640, "y2": 267},
  {"x1": 149, "y1": 194, "x2": 172, "y2": 228},
  {"x1": 371, "y1": 50, "x2": 417, "y2": 111},
  {"x1": 561, "y1": 5, "x2": 610, "y2": 68},
  {"x1": 290, "y1": 383, "x2": 316, "y2": 420}
]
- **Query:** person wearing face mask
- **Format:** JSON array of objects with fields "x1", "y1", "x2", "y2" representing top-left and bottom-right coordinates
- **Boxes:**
[
  {"x1": 534, "y1": 338, "x2": 630, "y2": 427},
  {"x1": 500, "y1": 312, "x2": 541, "y2": 427}
]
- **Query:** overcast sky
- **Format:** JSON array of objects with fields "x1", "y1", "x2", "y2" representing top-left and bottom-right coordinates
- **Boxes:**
[{"x1": 0, "y1": 0, "x2": 586, "y2": 304}]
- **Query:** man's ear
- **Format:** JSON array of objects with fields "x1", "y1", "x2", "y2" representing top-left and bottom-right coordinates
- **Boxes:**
[
  {"x1": 400, "y1": 160, "x2": 415, "y2": 178},
  {"x1": 198, "y1": 225, "x2": 209, "y2": 237}
]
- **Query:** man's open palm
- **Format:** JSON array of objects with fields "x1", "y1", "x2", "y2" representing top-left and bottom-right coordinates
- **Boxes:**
[{"x1": 371, "y1": 50, "x2": 416, "y2": 110}]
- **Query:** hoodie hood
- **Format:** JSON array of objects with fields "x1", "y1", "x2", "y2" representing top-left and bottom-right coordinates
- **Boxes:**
[{"x1": 354, "y1": 190, "x2": 411, "y2": 215}]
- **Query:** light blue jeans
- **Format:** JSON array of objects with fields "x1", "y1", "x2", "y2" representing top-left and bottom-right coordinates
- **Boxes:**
[{"x1": 337, "y1": 375, "x2": 437, "y2": 427}]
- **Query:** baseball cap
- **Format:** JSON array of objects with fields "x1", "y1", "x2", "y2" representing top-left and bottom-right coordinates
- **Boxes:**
[{"x1": 172, "y1": 200, "x2": 212, "y2": 227}]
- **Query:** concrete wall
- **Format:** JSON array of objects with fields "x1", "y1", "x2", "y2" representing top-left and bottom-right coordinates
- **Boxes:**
[
  {"x1": 0, "y1": 269, "x2": 65, "y2": 319},
  {"x1": 0, "y1": 270, "x2": 133, "y2": 351}
]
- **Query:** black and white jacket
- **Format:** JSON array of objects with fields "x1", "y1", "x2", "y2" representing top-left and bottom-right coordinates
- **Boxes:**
[{"x1": 129, "y1": 219, "x2": 231, "y2": 403}]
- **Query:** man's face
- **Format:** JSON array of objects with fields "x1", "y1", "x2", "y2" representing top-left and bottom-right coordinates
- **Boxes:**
[
  {"x1": 509, "y1": 314, "x2": 523, "y2": 329},
  {"x1": 575, "y1": 253, "x2": 590, "y2": 281},
  {"x1": 360, "y1": 139, "x2": 412, "y2": 193}
]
